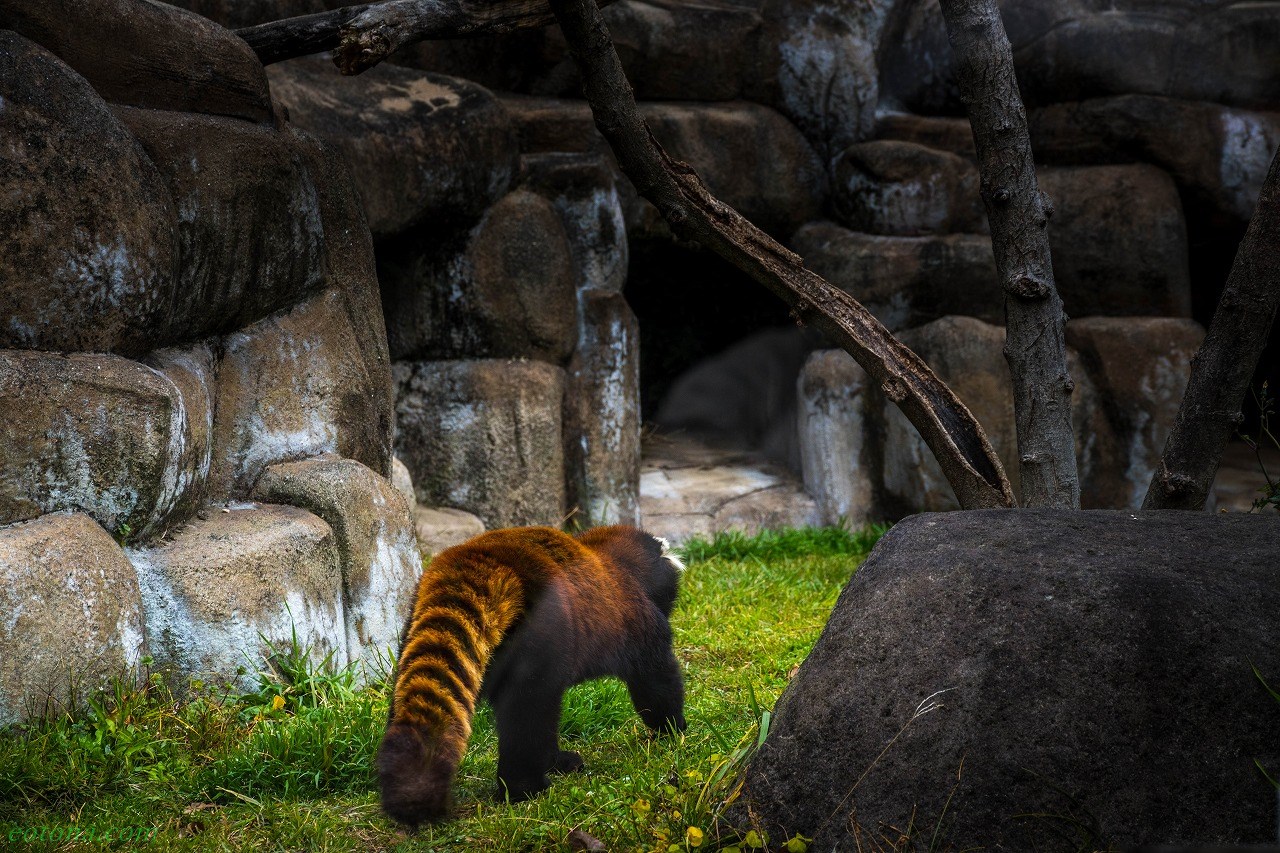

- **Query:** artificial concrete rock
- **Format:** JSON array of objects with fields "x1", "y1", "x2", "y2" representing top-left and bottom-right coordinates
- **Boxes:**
[
  {"x1": 830, "y1": 140, "x2": 984, "y2": 236},
  {"x1": 792, "y1": 223, "x2": 1002, "y2": 331},
  {"x1": 1040, "y1": 164, "x2": 1192, "y2": 319},
  {"x1": 1066, "y1": 316, "x2": 1204, "y2": 510},
  {"x1": 165, "y1": 0, "x2": 326, "y2": 28},
  {"x1": 0, "y1": 32, "x2": 178, "y2": 357},
  {"x1": 380, "y1": 189, "x2": 579, "y2": 364},
  {"x1": 880, "y1": 0, "x2": 1280, "y2": 115},
  {"x1": 128, "y1": 503, "x2": 346, "y2": 689},
  {"x1": 268, "y1": 58, "x2": 519, "y2": 238},
  {"x1": 119, "y1": 108, "x2": 328, "y2": 345},
  {"x1": 0, "y1": 512, "x2": 146, "y2": 725},
  {"x1": 796, "y1": 350, "x2": 876, "y2": 527},
  {"x1": 393, "y1": 359, "x2": 567, "y2": 528},
  {"x1": 639, "y1": 434, "x2": 820, "y2": 544},
  {"x1": 413, "y1": 506, "x2": 486, "y2": 558},
  {"x1": 252, "y1": 457, "x2": 423, "y2": 669},
  {"x1": 501, "y1": 96, "x2": 825, "y2": 240},
  {"x1": 1029, "y1": 96, "x2": 1280, "y2": 232},
  {"x1": 740, "y1": 510, "x2": 1280, "y2": 848},
  {"x1": 390, "y1": 458, "x2": 417, "y2": 511},
  {"x1": 521, "y1": 152, "x2": 630, "y2": 296},
  {"x1": 210, "y1": 288, "x2": 394, "y2": 499},
  {"x1": 0, "y1": 349, "x2": 213, "y2": 539},
  {"x1": 879, "y1": 316, "x2": 1098, "y2": 512},
  {"x1": 564, "y1": 291, "x2": 642, "y2": 527},
  {"x1": 0, "y1": 0, "x2": 274, "y2": 122}
]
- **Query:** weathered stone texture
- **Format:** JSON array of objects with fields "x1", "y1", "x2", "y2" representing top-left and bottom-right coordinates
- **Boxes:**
[
  {"x1": 0, "y1": 0, "x2": 274, "y2": 122},
  {"x1": 0, "y1": 512, "x2": 146, "y2": 725},
  {"x1": 792, "y1": 223, "x2": 1002, "y2": 331},
  {"x1": 502, "y1": 97, "x2": 825, "y2": 240},
  {"x1": 639, "y1": 435, "x2": 820, "y2": 545},
  {"x1": 0, "y1": 350, "x2": 213, "y2": 539},
  {"x1": 413, "y1": 506, "x2": 486, "y2": 558},
  {"x1": 880, "y1": 0, "x2": 1280, "y2": 114},
  {"x1": 252, "y1": 457, "x2": 422, "y2": 669},
  {"x1": 268, "y1": 58, "x2": 519, "y2": 238},
  {"x1": 1040, "y1": 164, "x2": 1192, "y2": 319},
  {"x1": 879, "y1": 317, "x2": 1097, "y2": 512},
  {"x1": 1029, "y1": 96, "x2": 1280, "y2": 232},
  {"x1": 128, "y1": 503, "x2": 346, "y2": 689},
  {"x1": 380, "y1": 189, "x2": 579, "y2": 364},
  {"x1": 830, "y1": 139, "x2": 985, "y2": 236},
  {"x1": 521, "y1": 152, "x2": 630, "y2": 296},
  {"x1": 1066, "y1": 316, "x2": 1204, "y2": 510},
  {"x1": 740, "y1": 510, "x2": 1280, "y2": 848},
  {"x1": 564, "y1": 292, "x2": 641, "y2": 527},
  {"x1": 796, "y1": 350, "x2": 876, "y2": 527},
  {"x1": 0, "y1": 32, "x2": 179, "y2": 357},
  {"x1": 210, "y1": 288, "x2": 393, "y2": 499},
  {"x1": 394, "y1": 359, "x2": 566, "y2": 528},
  {"x1": 119, "y1": 108, "x2": 328, "y2": 344}
]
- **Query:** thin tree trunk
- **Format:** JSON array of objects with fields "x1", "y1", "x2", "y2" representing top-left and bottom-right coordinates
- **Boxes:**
[
  {"x1": 547, "y1": 0, "x2": 1015, "y2": 510},
  {"x1": 237, "y1": 0, "x2": 615, "y2": 73},
  {"x1": 1144, "y1": 145, "x2": 1280, "y2": 510},
  {"x1": 937, "y1": 0, "x2": 1080, "y2": 508}
]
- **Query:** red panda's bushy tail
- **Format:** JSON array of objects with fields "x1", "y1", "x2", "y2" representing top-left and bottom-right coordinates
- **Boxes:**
[{"x1": 377, "y1": 546, "x2": 527, "y2": 827}]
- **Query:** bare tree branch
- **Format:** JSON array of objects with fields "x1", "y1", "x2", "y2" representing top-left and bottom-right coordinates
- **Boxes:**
[
  {"x1": 237, "y1": 0, "x2": 615, "y2": 74},
  {"x1": 1144, "y1": 144, "x2": 1280, "y2": 510},
  {"x1": 937, "y1": 0, "x2": 1080, "y2": 508},
  {"x1": 547, "y1": 0, "x2": 1015, "y2": 510}
]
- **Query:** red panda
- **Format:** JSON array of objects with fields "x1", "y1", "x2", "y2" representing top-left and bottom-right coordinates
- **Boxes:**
[{"x1": 377, "y1": 525, "x2": 686, "y2": 826}]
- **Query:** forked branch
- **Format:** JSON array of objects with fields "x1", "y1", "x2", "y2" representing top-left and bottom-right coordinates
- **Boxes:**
[{"x1": 547, "y1": 0, "x2": 1014, "y2": 510}]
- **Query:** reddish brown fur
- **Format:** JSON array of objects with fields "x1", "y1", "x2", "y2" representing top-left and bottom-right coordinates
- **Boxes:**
[{"x1": 377, "y1": 526, "x2": 685, "y2": 827}]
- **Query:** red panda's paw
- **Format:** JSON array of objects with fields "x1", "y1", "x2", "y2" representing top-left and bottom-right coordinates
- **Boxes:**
[
  {"x1": 498, "y1": 773, "x2": 552, "y2": 803},
  {"x1": 551, "y1": 749, "x2": 585, "y2": 774}
]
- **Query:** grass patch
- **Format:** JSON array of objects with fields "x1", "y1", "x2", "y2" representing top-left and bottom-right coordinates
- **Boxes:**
[{"x1": 0, "y1": 524, "x2": 885, "y2": 852}]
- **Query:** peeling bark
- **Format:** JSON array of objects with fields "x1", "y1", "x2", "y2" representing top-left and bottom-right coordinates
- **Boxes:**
[
  {"x1": 1145, "y1": 145, "x2": 1280, "y2": 510},
  {"x1": 938, "y1": 0, "x2": 1080, "y2": 508},
  {"x1": 237, "y1": 0, "x2": 615, "y2": 73},
  {"x1": 548, "y1": 0, "x2": 1014, "y2": 510}
]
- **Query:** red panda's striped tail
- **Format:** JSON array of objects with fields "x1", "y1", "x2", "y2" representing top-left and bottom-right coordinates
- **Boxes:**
[{"x1": 377, "y1": 550, "x2": 526, "y2": 826}]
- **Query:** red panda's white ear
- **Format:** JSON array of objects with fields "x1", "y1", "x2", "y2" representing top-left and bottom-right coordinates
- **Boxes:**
[{"x1": 655, "y1": 536, "x2": 686, "y2": 573}]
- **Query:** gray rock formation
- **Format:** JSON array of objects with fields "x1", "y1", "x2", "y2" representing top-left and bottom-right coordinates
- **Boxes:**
[
  {"x1": 0, "y1": 32, "x2": 179, "y2": 357},
  {"x1": 0, "y1": 513, "x2": 146, "y2": 725},
  {"x1": 393, "y1": 359, "x2": 567, "y2": 528},
  {"x1": 267, "y1": 57, "x2": 519, "y2": 239},
  {"x1": 252, "y1": 456, "x2": 423, "y2": 669},
  {"x1": 740, "y1": 510, "x2": 1280, "y2": 848},
  {"x1": 128, "y1": 503, "x2": 347, "y2": 690}
]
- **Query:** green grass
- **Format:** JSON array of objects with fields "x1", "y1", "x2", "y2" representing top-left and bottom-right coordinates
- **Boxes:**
[{"x1": 0, "y1": 524, "x2": 885, "y2": 853}]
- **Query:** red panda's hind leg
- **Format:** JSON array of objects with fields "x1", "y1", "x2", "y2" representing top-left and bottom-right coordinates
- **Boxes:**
[{"x1": 626, "y1": 643, "x2": 687, "y2": 735}]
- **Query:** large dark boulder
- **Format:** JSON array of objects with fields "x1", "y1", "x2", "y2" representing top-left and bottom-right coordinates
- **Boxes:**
[{"x1": 740, "y1": 510, "x2": 1280, "y2": 849}]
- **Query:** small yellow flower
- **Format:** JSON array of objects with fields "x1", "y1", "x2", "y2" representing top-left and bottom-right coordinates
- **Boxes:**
[
  {"x1": 685, "y1": 826, "x2": 704, "y2": 848},
  {"x1": 633, "y1": 798, "x2": 652, "y2": 815},
  {"x1": 271, "y1": 694, "x2": 285, "y2": 712}
]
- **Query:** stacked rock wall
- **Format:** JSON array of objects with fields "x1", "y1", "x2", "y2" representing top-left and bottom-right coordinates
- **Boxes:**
[{"x1": 0, "y1": 0, "x2": 420, "y2": 722}]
